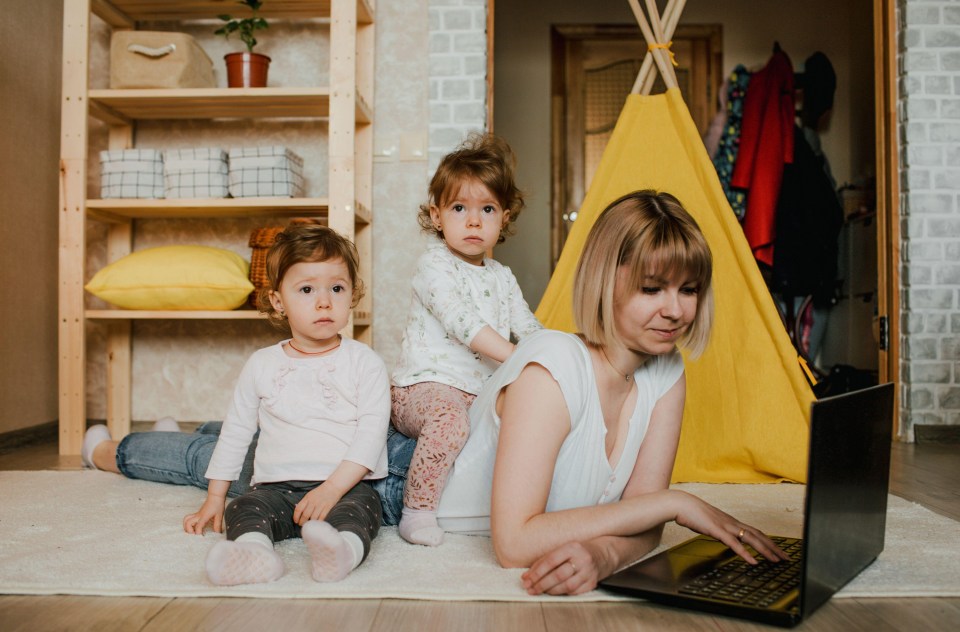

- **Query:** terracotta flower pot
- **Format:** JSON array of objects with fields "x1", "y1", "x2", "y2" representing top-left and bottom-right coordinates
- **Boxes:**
[{"x1": 224, "y1": 52, "x2": 271, "y2": 88}]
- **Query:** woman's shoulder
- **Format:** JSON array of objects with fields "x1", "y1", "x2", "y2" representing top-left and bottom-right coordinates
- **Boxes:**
[
  {"x1": 649, "y1": 348, "x2": 684, "y2": 371},
  {"x1": 639, "y1": 348, "x2": 685, "y2": 392},
  {"x1": 509, "y1": 329, "x2": 590, "y2": 372}
]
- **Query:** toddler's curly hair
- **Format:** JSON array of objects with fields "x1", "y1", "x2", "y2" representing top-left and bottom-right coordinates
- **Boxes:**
[{"x1": 418, "y1": 132, "x2": 526, "y2": 244}]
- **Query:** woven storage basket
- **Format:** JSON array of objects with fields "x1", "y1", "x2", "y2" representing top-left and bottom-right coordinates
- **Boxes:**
[{"x1": 247, "y1": 226, "x2": 285, "y2": 307}]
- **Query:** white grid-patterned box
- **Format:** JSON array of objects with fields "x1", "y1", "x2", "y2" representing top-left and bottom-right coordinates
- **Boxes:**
[
  {"x1": 99, "y1": 149, "x2": 164, "y2": 199},
  {"x1": 163, "y1": 148, "x2": 229, "y2": 199},
  {"x1": 228, "y1": 146, "x2": 305, "y2": 198}
]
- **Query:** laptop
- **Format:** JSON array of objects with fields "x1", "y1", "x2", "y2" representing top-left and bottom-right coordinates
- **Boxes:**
[{"x1": 599, "y1": 382, "x2": 894, "y2": 628}]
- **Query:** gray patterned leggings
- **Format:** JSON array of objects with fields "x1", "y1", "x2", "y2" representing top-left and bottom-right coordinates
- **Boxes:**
[{"x1": 224, "y1": 480, "x2": 381, "y2": 563}]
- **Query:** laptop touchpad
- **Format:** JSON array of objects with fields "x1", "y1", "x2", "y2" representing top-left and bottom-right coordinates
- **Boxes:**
[{"x1": 672, "y1": 537, "x2": 732, "y2": 558}]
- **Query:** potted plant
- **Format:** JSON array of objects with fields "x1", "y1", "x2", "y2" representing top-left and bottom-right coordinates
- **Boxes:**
[{"x1": 216, "y1": 0, "x2": 271, "y2": 88}]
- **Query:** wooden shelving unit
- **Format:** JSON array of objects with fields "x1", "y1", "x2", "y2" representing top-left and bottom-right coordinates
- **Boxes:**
[{"x1": 58, "y1": 0, "x2": 375, "y2": 454}]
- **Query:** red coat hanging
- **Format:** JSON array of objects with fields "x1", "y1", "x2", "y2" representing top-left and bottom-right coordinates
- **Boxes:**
[{"x1": 731, "y1": 47, "x2": 795, "y2": 268}]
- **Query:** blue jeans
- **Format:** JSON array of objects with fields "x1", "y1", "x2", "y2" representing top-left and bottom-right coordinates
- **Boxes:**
[
  {"x1": 371, "y1": 426, "x2": 415, "y2": 526},
  {"x1": 115, "y1": 421, "x2": 416, "y2": 525}
]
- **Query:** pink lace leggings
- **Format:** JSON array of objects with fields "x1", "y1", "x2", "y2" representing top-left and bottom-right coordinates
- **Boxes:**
[{"x1": 390, "y1": 382, "x2": 475, "y2": 510}]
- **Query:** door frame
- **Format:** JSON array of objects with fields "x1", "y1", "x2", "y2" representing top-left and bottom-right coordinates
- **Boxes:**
[{"x1": 873, "y1": 0, "x2": 900, "y2": 430}]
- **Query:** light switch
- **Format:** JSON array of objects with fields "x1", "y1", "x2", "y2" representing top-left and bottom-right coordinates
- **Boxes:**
[
  {"x1": 399, "y1": 132, "x2": 427, "y2": 161},
  {"x1": 373, "y1": 138, "x2": 397, "y2": 162}
]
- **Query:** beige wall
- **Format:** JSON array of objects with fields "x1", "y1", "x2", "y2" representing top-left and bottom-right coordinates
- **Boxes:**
[
  {"x1": 493, "y1": 0, "x2": 875, "y2": 306},
  {"x1": 0, "y1": 4, "x2": 62, "y2": 433}
]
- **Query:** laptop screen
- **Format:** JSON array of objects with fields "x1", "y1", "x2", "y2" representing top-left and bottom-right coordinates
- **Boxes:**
[{"x1": 800, "y1": 383, "x2": 894, "y2": 617}]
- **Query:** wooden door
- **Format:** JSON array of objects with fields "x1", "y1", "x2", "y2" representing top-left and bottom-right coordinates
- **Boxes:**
[{"x1": 550, "y1": 24, "x2": 721, "y2": 266}]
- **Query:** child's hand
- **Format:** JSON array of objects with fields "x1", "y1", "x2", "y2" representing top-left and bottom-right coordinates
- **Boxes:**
[
  {"x1": 294, "y1": 484, "x2": 343, "y2": 526},
  {"x1": 183, "y1": 481, "x2": 230, "y2": 535}
]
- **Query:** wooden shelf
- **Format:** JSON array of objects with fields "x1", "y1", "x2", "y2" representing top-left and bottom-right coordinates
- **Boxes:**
[
  {"x1": 86, "y1": 197, "x2": 329, "y2": 222},
  {"x1": 85, "y1": 198, "x2": 371, "y2": 224},
  {"x1": 60, "y1": 0, "x2": 375, "y2": 453},
  {"x1": 87, "y1": 309, "x2": 266, "y2": 320},
  {"x1": 92, "y1": 0, "x2": 374, "y2": 26},
  {"x1": 86, "y1": 309, "x2": 371, "y2": 324},
  {"x1": 88, "y1": 88, "x2": 375, "y2": 123}
]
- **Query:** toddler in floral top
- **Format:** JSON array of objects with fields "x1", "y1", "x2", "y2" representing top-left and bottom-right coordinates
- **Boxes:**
[{"x1": 391, "y1": 133, "x2": 542, "y2": 546}]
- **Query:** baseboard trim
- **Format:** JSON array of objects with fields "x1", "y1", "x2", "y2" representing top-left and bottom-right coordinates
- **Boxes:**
[
  {"x1": 0, "y1": 421, "x2": 59, "y2": 454},
  {"x1": 915, "y1": 424, "x2": 960, "y2": 445}
]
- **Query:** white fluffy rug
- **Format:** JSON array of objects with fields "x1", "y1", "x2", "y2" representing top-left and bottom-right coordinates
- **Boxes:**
[{"x1": 1, "y1": 471, "x2": 958, "y2": 601}]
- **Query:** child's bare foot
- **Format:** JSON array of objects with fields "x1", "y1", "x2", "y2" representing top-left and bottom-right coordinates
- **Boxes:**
[
  {"x1": 302, "y1": 520, "x2": 356, "y2": 582},
  {"x1": 399, "y1": 506, "x2": 444, "y2": 546},
  {"x1": 205, "y1": 540, "x2": 284, "y2": 586}
]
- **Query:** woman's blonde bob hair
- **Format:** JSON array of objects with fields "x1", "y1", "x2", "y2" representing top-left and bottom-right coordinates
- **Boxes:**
[{"x1": 572, "y1": 190, "x2": 714, "y2": 358}]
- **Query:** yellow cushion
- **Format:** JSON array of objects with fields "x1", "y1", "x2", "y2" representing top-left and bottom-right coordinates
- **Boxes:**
[{"x1": 85, "y1": 245, "x2": 254, "y2": 310}]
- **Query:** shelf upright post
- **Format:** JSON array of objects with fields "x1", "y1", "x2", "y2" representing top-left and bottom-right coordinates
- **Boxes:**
[
  {"x1": 58, "y1": 0, "x2": 92, "y2": 455},
  {"x1": 329, "y1": 0, "x2": 359, "y2": 338},
  {"x1": 104, "y1": 124, "x2": 134, "y2": 439},
  {"x1": 353, "y1": 0, "x2": 375, "y2": 345}
]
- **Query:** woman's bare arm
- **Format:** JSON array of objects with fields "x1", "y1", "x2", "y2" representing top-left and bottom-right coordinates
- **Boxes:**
[
  {"x1": 492, "y1": 366, "x2": 788, "y2": 595},
  {"x1": 490, "y1": 365, "x2": 685, "y2": 568}
]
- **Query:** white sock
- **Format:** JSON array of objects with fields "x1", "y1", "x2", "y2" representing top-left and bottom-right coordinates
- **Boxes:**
[
  {"x1": 235, "y1": 531, "x2": 274, "y2": 550},
  {"x1": 151, "y1": 416, "x2": 181, "y2": 433},
  {"x1": 205, "y1": 538, "x2": 284, "y2": 586},
  {"x1": 81, "y1": 425, "x2": 111, "y2": 470},
  {"x1": 302, "y1": 520, "x2": 358, "y2": 582},
  {"x1": 399, "y1": 506, "x2": 444, "y2": 547},
  {"x1": 341, "y1": 531, "x2": 364, "y2": 570}
]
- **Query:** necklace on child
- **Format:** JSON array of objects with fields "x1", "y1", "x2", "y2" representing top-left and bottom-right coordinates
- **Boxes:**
[
  {"x1": 599, "y1": 346, "x2": 633, "y2": 383},
  {"x1": 288, "y1": 337, "x2": 342, "y2": 356}
]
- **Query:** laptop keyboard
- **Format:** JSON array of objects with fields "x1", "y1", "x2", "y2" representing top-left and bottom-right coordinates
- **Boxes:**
[{"x1": 678, "y1": 536, "x2": 804, "y2": 608}]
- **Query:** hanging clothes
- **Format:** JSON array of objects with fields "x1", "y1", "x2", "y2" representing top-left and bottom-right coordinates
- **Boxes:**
[
  {"x1": 731, "y1": 47, "x2": 795, "y2": 267},
  {"x1": 772, "y1": 124, "x2": 843, "y2": 307},
  {"x1": 710, "y1": 64, "x2": 751, "y2": 220}
]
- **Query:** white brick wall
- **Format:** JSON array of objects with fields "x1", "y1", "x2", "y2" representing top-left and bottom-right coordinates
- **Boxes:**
[
  {"x1": 900, "y1": 0, "x2": 960, "y2": 437},
  {"x1": 428, "y1": 0, "x2": 489, "y2": 170}
]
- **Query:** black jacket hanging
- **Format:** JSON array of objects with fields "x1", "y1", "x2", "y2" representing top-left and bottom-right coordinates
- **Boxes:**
[{"x1": 771, "y1": 125, "x2": 843, "y2": 306}]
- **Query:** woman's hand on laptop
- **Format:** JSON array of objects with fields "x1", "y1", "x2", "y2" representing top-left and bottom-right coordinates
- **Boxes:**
[{"x1": 672, "y1": 490, "x2": 791, "y2": 564}]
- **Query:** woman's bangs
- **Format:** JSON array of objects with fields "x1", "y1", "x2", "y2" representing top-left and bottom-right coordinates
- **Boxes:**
[{"x1": 639, "y1": 233, "x2": 711, "y2": 289}]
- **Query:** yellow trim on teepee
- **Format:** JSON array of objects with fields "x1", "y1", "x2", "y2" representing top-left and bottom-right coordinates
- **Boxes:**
[{"x1": 535, "y1": 89, "x2": 814, "y2": 483}]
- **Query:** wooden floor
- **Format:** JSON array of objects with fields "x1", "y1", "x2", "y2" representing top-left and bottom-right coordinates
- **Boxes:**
[{"x1": 1, "y1": 439, "x2": 958, "y2": 632}]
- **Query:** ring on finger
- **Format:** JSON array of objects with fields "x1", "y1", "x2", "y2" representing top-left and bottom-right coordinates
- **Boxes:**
[
  {"x1": 568, "y1": 561, "x2": 578, "y2": 574},
  {"x1": 737, "y1": 528, "x2": 746, "y2": 541}
]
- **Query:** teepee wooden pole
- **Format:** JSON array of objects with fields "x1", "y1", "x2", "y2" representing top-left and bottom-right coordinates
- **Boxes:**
[
  {"x1": 645, "y1": 0, "x2": 679, "y2": 89},
  {"x1": 639, "y1": 0, "x2": 687, "y2": 95},
  {"x1": 631, "y1": 0, "x2": 678, "y2": 94},
  {"x1": 628, "y1": 0, "x2": 686, "y2": 94}
]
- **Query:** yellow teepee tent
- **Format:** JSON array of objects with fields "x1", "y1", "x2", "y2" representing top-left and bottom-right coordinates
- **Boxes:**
[{"x1": 536, "y1": 0, "x2": 815, "y2": 483}]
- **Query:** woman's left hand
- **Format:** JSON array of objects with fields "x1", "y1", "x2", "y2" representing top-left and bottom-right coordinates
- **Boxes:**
[{"x1": 520, "y1": 540, "x2": 607, "y2": 596}]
